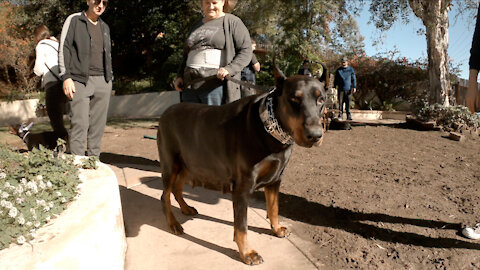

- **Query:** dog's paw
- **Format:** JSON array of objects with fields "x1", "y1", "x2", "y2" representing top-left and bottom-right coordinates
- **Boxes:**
[
  {"x1": 273, "y1": 226, "x2": 290, "y2": 238},
  {"x1": 181, "y1": 206, "x2": 198, "y2": 216},
  {"x1": 240, "y1": 250, "x2": 264, "y2": 265},
  {"x1": 168, "y1": 221, "x2": 184, "y2": 235}
]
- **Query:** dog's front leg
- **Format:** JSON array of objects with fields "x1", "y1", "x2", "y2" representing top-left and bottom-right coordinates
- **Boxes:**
[
  {"x1": 264, "y1": 182, "x2": 290, "y2": 238},
  {"x1": 232, "y1": 191, "x2": 263, "y2": 265}
]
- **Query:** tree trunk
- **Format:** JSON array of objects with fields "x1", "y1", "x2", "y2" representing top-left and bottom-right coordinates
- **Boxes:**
[{"x1": 408, "y1": 0, "x2": 452, "y2": 105}]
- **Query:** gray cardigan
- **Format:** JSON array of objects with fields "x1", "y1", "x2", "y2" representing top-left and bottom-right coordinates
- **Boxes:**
[{"x1": 179, "y1": 13, "x2": 252, "y2": 103}]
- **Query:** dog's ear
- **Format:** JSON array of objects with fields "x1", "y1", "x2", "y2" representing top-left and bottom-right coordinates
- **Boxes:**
[
  {"x1": 273, "y1": 58, "x2": 286, "y2": 89},
  {"x1": 8, "y1": 125, "x2": 17, "y2": 135}
]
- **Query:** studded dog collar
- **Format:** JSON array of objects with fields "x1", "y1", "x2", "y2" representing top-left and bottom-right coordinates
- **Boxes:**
[{"x1": 259, "y1": 95, "x2": 294, "y2": 145}]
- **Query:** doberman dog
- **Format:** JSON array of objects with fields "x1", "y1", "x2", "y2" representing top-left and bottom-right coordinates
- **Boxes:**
[{"x1": 157, "y1": 65, "x2": 327, "y2": 265}]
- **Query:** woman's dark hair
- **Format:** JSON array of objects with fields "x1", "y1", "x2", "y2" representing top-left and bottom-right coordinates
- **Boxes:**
[{"x1": 33, "y1": 25, "x2": 50, "y2": 45}]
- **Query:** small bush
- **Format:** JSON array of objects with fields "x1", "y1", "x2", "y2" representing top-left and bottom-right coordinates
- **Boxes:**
[
  {"x1": 0, "y1": 144, "x2": 96, "y2": 250},
  {"x1": 416, "y1": 104, "x2": 480, "y2": 132}
]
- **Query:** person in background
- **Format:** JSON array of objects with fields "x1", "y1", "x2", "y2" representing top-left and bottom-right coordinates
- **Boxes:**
[
  {"x1": 59, "y1": 0, "x2": 113, "y2": 157},
  {"x1": 173, "y1": 0, "x2": 252, "y2": 105},
  {"x1": 466, "y1": 3, "x2": 480, "y2": 113},
  {"x1": 240, "y1": 38, "x2": 260, "y2": 98},
  {"x1": 333, "y1": 56, "x2": 356, "y2": 120},
  {"x1": 33, "y1": 25, "x2": 68, "y2": 141},
  {"x1": 298, "y1": 59, "x2": 313, "y2": 77}
]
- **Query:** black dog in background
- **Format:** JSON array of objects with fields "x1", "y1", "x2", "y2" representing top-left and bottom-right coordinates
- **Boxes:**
[{"x1": 9, "y1": 123, "x2": 61, "y2": 151}]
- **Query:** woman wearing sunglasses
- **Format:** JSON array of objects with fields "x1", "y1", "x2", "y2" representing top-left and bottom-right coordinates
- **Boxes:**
[{"x1": 58, "y1": 0, "x2": 113, "y2": 157}]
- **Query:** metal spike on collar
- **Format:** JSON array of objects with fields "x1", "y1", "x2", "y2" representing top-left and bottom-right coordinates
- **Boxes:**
[{"x1": 259, "y1": 96, "x2": 294, "y2": 145}]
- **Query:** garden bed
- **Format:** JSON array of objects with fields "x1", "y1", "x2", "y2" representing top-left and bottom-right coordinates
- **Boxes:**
[{"x1": 0, "y1": 161, "x2": 126, "y2": 270}]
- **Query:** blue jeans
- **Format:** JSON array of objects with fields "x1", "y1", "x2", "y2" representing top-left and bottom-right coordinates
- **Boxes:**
[{"x1": 181, "y1": 85, "x2": 223, "y2": 106}]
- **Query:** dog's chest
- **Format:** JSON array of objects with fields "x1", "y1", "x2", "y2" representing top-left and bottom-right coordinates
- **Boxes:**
[{"x1": 251, "y1": 147, "x2": 292, "y2": 190}]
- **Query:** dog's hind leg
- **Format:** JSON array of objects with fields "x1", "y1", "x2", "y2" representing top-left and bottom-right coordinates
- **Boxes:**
[
  {"x1": 264, "y1": 182, "x2": 290, "y2": 238},
  {"x1": 161, "y1": 163, "x2": 184, "y2": 235},
  {"x1": 232, "y1": 190, "x2": 264, "y2": 265},
  {"x1": 173, "y1": 173, "x2": 198, "y2": 216}
]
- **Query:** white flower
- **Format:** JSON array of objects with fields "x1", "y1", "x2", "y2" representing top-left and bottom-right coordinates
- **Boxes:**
[
  {"x1": 46, "y1": 181, "x2": 52, "y2": 188},
  {"x1": 25, "y1": 191, "x2": 32, "y2": 197},
  {"x1": 30, "y1": 208, "x2": 36, "y2": 214},
  {"x1": 26, "y1": 221, "x2": 32, "y2": 227},
  {"x1": 0, "y1": 172, "x2": 6, "y2": 179},
  {"x1": 17, "y1": 235, "x2": 26, "y2": 245},
  {"x1": 34, "y1": 221, "x2": 40, "y2": 227},
  {"x1": 61, "y1": 197, "x2": 67, "y2": 203},
  {"x1": 1, "y1": 192, "x2": 8, "y2": 199},
  {"x1": 17, "y1": 214, "x2": 25, "y2": 225},
  {"x1": 43, "y1": 206, "x2": 50, "y2": 212},
  {"x1": 4, "y1": 182, "x2": 11, "y2": 188},
  {"x1": 45, "y1": 215, "x2": 50, "y2": 222},
  {"x1": 36, "y1": 175, "x2": 43, "y2": 181},
  {"x1": 1, "y1": 200, "x2": 12, "y2": 209},
  {"x1": 48, "y1": 202, "x2": 54, "y2": 208},
  {"x1": 0, "y1": 210, "x2": 3, "y2": 215},
  {"x1": 20, "y1": 178, "x2": 27, "y2": 185},
  {"x1": 15, "y1": 197, "x2": 25, "y2": 204},
  {"x1": 15, "y1": 185, "x2": 23, "y2": 195},
  {"x1": 36, "y1": 199, "x2": 46, "y2": 207},
  {"x1": 56, "y1": 191, "x2": 61, "y2": 197},
  {"x1": 26, "y1": 181, "x2": 38, "y2": 194},
  {"x1": 8, "y1": 207, "x2": 18, "y2": 218},
  {"x1": 38, "y1": 180, "x2": 46, "y2": 190}
]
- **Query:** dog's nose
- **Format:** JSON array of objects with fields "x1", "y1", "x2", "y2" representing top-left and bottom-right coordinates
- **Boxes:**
[{"x1": 305, "y1": 127, "x2": 323, "y2": 142}]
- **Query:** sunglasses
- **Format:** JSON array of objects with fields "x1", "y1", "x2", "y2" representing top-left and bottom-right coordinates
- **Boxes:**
[{"x1": 93, "y1": 0, "x2": 108, "y2": 6}]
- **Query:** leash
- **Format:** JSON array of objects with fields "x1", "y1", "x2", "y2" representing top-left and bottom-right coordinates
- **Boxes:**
[{"x1": 180, "y1": 72, "x2": 274, "y2": 93}]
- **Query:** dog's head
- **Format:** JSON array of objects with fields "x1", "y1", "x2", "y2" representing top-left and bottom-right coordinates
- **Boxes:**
[
  {"x1": 8, "y1": 122, "x2": 32, "y2": 139},
  {"x1": 273, "y1": 64, "x2": 327, "y2": 148}
]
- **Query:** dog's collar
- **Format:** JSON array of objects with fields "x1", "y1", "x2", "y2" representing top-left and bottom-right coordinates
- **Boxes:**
[
  {"x1": 259, "y1": 95, "x2": 294, "y2": 145},
  {"x1": 22, "y1": 131, "x2": 30, "y2": 143}
]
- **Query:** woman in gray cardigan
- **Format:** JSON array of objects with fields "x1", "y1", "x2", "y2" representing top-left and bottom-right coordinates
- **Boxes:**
[{"x1": 173, "y1": 0, "x2": 252, "y2": 105}]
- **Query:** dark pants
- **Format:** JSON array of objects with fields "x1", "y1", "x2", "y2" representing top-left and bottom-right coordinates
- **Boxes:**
[
  {"x1": 45, "y1": 82, "x2": 68, "y2": 139},
  {"x1": 338, "y1": 89, "x2": 352, "y2": 116},
  {"x1": 240, "y1": 68, "x2": 256, "y2": 98},
  {"x1": 181, "y1": 85, "x2": 223, "y2": 106}
]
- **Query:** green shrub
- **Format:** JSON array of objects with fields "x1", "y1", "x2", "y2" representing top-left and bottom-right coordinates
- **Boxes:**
[{"x1": 0, "y1": 144, "x2": 96, "y2": 250}]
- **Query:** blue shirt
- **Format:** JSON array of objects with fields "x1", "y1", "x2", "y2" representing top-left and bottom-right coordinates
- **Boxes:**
[{"x1": 334, "y1": 66, "x2": 356, "y2": 91}]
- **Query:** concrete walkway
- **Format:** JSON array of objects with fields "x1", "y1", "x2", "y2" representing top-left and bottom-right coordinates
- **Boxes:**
[{"x1": 108, "y1": 163, "x2": 318, "y2": 270}]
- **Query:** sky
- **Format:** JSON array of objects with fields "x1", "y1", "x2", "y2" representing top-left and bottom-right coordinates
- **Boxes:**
[{"x1": 355, "y1": 5, "x2": 477, "y2": 80}]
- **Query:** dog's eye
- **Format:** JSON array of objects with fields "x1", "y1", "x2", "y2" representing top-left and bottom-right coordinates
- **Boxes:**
[
  {"x1": 290, "y1": 97, "x2": 301, "y2": 104},
  {"x1": 316, "y1": 97, "x2": 324, "y2": 105}
]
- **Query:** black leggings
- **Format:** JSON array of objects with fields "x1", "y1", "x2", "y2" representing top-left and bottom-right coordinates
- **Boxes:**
[
  {"x1": 45, "y1": 83, "x2": 68, "y2": 139},
  {"x1": 338, "y1": 90, "x2": 352, "y2": 115}
]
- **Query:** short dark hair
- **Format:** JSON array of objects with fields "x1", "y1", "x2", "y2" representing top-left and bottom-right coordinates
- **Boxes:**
[{"x1": 34, "y1": 25, "x2": 50, "y2": 45}]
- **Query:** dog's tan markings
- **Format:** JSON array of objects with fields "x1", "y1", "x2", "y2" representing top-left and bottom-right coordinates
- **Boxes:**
[
  {"x1": 287, "y1": 115, "x2": 305, "y2": 144},
  {"x1": 234, "y1": 230, "x2": 264, "y2": 265},
  {"x1": 173, "y1": 174, "x2": 198, "y2": 216},
  {"x1": 264, "y1": 185, "x2": 290, "y2": 238},
  {"x1": 164, "y1": 169, "x2": 184, "y2": 235},
  {"x1": 295, "y1": 90, "x2": 303, "y2": 98}
]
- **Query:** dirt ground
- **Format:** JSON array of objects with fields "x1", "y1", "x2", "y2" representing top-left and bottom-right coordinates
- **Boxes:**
[{"x1": 2, "y1": 119, "x2": 480, "y2": 269}]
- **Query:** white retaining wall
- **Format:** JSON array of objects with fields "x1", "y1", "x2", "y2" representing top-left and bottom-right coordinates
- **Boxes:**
[{"x1": 0, "y1": 91, "x2": 180, "y2": 126}]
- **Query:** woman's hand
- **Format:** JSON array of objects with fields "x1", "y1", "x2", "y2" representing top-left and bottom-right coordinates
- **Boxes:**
[
  {"x1": 173, "y1": 77, "x2": 184, "y2": 92},
  {"x1": 217, "y1": 67, "x2": 229, "y2": 80},
  {"x1": 63, "y1": 78, "x2": 76, "y2": 100}
]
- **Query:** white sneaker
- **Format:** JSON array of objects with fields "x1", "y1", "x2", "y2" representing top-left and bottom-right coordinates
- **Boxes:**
[{"x1": 462, "y1": 223, "x2": 480, "y2": 240}]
